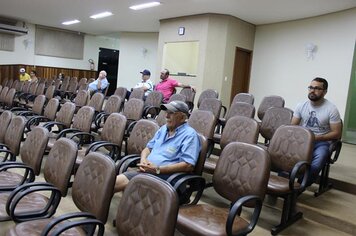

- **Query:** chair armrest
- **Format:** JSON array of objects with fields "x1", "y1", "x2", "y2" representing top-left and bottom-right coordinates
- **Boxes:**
[
  {"x1": 0, "y1": 148, "x2": 16, "y2": 162},
  {"x1": 329, "y1": 140, "x2": 342, "y2": 164},
  {"x1": 42, "y1": 121, "x2": 69, "y2": 133},
  {"x1": 0, "y1": 163, "x2": 35, "y2": 191},
  {"x1": 41, "y1": 212, "x2": 104, "y2": 236},
  {"x1": 26, "y1": 116, "x2": 51, "y2": 131},
  {"x1": 57, "y1": 128, "x2": 84, "y2": 140},
  {"x1": 88, "y1": 141, "x2": 122, "y2": 162},
  {"x1": 143, "y1": 106, "x2": 160, "y2": 118},
  {"x1": 221, "y1": 105, "x2": 227, "y2": 118},
  {"x1": 84, "y1": 140, "x2": 108, "y2": 155},
  {"x1": 69, "y1": 132, "x2": 95, "y2": 147},
  {"x1": 226, "y1": 195, "x2": 263, "y2": 236},
  {"x1": 116, "y1": 154, "x2": 140, "y2": 174},
  {"x1": 289, "y1": 160, "x2": 310, "y2": 191},
  {"x1": 6, "y1": 182, "x2": 62, "y2": 222},
  {"x1": 10, "y1": 107, "x2": 27, "y2": 113},
  {"x1": 172, "y1": 174, "x2": 206, "y2": 205},
  {"x1": 125, "y1": 120, "x2": 138, "y2": 137}
]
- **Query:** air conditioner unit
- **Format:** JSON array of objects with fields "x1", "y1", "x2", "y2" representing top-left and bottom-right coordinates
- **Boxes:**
[{"x1": 0, "y1": 23, "x2": 28, "y2": 36}]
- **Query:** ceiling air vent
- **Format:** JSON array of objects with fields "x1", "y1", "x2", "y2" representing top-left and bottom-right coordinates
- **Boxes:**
[{"x1": 0, "y1": 23, "x2": 28, "y2": 36}]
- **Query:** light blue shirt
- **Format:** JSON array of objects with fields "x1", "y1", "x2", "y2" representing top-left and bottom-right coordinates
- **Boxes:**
[
  {"x1": 88, "y1": 78, "x2": 109, "y2": 92},
  {"x1": 146, "y1": 123, "x2": 201, "y2": 167}
]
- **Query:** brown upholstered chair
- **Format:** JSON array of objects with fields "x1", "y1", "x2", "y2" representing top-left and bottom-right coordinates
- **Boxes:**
[
  {"x1": 114, "y1": 86, "x2": 128, "y2": 101},
  {"x1": 6, "y1": 79, "x2": 13, "y2": 88},
  {"x1": 197, "y1": 88, "x2": 219, "y2": 108},
  {"x1": 6, "y1": 151, "x2": 115, "y2": 235},
  {"x1": 116, "y1": 175, "x2": 179, "y2": 236},
  {"x1": 0, "y1": 127, "x2": 49, "y2": 191},
  {"x1": 0, "y1": 86, "x2": 9, "y2": 106},
  {"x1": 143, "y1": 90, "x2": 163, "y2": 118},
  {"x1": 129, "y1": 88, "x2": 145, "y2": 100},
  {"x1": 72, "y1": 113, "x2": 126, "y2": 167},
  {"x1": 205, "y1": 116, "x2": 259, "y2": 175},
  {"x1": 0, "y1": 88, "x2": 16, "y2": 112},
  {"x1": 216, "y1": 102, "x2": 256, "y2": 136},
  {"x1": 87, "y1": 92, "x2": 105, "y2": 113},
  {"x1": 42, "y1": 101, "x2": 76, "y2": 134},
  {"x1": 44, "y1": 85, "x2": 55, "y2": 102},
  {"x1": 232, "y1": 92, "x2": 255, "y2": 105},
  {"x1": 180, "y1": 87, "x2": 196, "y2": 111},
  {"x1": 46, "y1": 106, "x2": 95, "y2": 150},
  {"x1": 73, "y1": 89, "x2": 89, "y2": 112},
  {"x1": 1, "y1": 138, "x2": 78, "y2": 223},
  {"x1": 257, "y1": 95, "x2": 285, "y2": 121},
  {"x1": 122, "y1": 98, "x2": 144, "y2": 128},
  {"x1": 11, "y1": 94, "x2": 46, "y2": 118},
  {"x1": 259, "y1": 107, "x2": 293, "y2": 146},
  {"x1": 176, "y1": 142, "x2": 270, "y2": 236},
  {"x1": 0, "y1": 116, "x2": 26, "y2": 161},
  {"x1": 17, "y1": 82, "x2": 38, "y2": 106},
  {"x1": 155, "y1": 110, "x2": 167, "y2": 127},
  {"x1": 168, "y1": 93, "x2": 186, "y2": 103},
  {"x1": 77, "y1": 77, "x2": 87, "y2": 89},
  {"x1": 92, "y1": 95, "x2": 122, "y2": 132},
  {"x1": 266, "y1": 125, "x2": 314, "y2": 235},
  {"x1": 25, "y1": 98, "x2": 60, "y2": 132},
  {"x1": 198, "y1": 98, "x2": 222, "y2": 120},
  {"x1": 53, "y1": 79, "x2": 62, "y2": 90},
  {"x1": 0, "y1": 111, "x2": 12, "y2": 144}
]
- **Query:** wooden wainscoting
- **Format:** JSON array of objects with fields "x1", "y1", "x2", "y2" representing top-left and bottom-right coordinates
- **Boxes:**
[{"x1": 0, "y1": 64, "x2": 97, "y2": 85}]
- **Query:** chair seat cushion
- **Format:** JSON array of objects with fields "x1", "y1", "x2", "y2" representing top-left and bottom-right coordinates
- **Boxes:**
[
  {"x1": 0, "y1": 192, "x2": 49, "y2": 221},
  {"x1": 6, "y1": 218, "x2": 86, "y2": 236},
  {"x1": 177, "y1": 204, "x2": 248, "y2": 236},
  {"x1": 0, "y1": 171, "x2": 23, "y2": 188},
  {"x1": 267, "y1": 175, "x2": 300, "y2": 195}
]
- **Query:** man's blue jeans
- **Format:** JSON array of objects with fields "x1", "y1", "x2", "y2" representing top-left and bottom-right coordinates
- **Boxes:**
[{"x1": 308, "y1": 141, "x2": 330, "y2": 186}]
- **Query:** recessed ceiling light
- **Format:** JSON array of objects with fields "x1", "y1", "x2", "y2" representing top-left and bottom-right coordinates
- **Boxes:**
[
  {"x1": 62, "y1": 19, "x2": 80, "y2": 25},
  {"x1": 129, "y1": 2, "x2": 161, "y2": 10},
  {"x1": 90, "y1": 11, "x2": 113, "y2": 19}
]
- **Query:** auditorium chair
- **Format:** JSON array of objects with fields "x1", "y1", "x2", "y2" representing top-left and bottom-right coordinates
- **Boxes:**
[
  {"x1": 180, "y1": 87, "x2": 196, "y2": 112},
  {"x1": 197, "y1": 88, "x2": 219, "y2": 108},
  {"x1": 257, "y1": 95, "x2": 285, "y2": 121}
]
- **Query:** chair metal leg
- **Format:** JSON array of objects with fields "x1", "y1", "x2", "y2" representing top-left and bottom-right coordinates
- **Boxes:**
[
  {"x1": 271, "y1": 193, "x2": 303, "y2": 235},
  {"x1": 314, "y1": 162, "x2": 332, "y2": 197}
]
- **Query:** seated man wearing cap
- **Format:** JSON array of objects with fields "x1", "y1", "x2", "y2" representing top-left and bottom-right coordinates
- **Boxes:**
[
  {"x1": 19, "y1": 68, "x2": 31, "y2": 82},
  {"x1": 114, "y1": 101, "x2": 201, "y2": 192},
  {"x1": 133, "y1": 69, "x2": 154, "y2": 98}
]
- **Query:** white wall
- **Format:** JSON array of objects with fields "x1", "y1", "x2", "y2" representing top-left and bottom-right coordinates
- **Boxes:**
[
  {"x1": 250, "y1": 8, "x2": 356, "y2": 118},
  {"x1": 0, "y1": 23, "x2": 120, "y2": 70},
  {"x1": 117, "y1": 32, "x2": 158, "y2": 89}
]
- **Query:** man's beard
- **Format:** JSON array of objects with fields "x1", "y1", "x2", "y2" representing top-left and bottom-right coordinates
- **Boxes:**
[{"x1": 308, "y1": 93, "x2": 322, "y2": 102}]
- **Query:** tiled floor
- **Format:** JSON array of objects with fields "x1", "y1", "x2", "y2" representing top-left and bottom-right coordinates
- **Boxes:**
[{"x1": 0, "y1": 142, "x2": 355, "y2": 235}]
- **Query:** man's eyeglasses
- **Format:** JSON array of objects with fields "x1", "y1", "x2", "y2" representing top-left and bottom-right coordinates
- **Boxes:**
[{"x1": 308, "y1": 86, "x2": 324, "y2": 91}]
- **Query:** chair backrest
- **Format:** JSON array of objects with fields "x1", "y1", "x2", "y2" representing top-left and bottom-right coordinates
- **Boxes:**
[
  {"x1": 45, "y1": 78, "x2": 54, "y2": 87},
  {"x1": 257, "y1": 95, "x2": 285, "y2": 120},
  {"x1": 116, "y1": 175, "x2": 179, "y2": 236},
  {"x1": 44, "y1": 85, "x2": 55, "y2": 100},
  {"x1": 43, "y1": 138, "x2": 78, "y2": 196},
  {"x1": 101, "y1": 83, "x2": 110, "y2": 96},
  {"x1": 260, "y1": 107, "x2": 293, "y2": 142},
  {"x1": 72, "y1": 106, "x2": 95, "y2": 132},
  {"x1": 103, "y1": 95, "x2": 122, "y2": 114},
  {"x1": 180, "y1": 88, "x2": 196, "y2": 104},
  {"x1": 127, "y1": 119, "x2": 159, "y2": 155},
  {"x1": 198, "y1": 98, "x2": 222, "y2": 120},
  {"x1": 88, "y1": 92, "x2": 105, "y2": 112},
  {"x1": 188, "y1": 110, "x2": 216, "y2": 140},
  {"x1": 144, "y1": 91, "x2": 163, "y2": 108},
  {"x1": 220, "y1": 115, "x2": 259, "y2": 149},
  {"x1": 35, "y1": 82, "x2": 45, "y2": 95},
  {"x1": 129, "y1": 88, "x2": 145, "y2": 100},
  {"x1": 59, "y1": 77, "x2": 70, "y2": 91},
  {"x1": 43, "y1": 98, "x2": 60, "y2": 120},
  {"x1": 31, "y1": 94, "x2": 46, "y2": 115},
  {"x1": 53, "y1": 79, "x2": 62, "y2": 90},
  {"x1": 77, "y1": 78, "x2": 87, "y2": 88},
  {"x1": 66, "y1": 79, "x2": 78, "y2": 93},
  {"x1": 4, "y1": 88, "x2": 16, "y2": 107},
  {"x1": 1, "y1": 79, "x2": 8, "y2": 87},
  {"x1": 55, "y1": 102, "x2": 76, "y2": 127},
  {"x1": 193, "y1": 134, "x2": 209, "y2": 175},
  {"x1": 232, "y1": 93, "x2": 254, "y2": 105},
  {"x1": 6, "y1": 79, "x2": 13, "y2": 88},
  {"x1": 74, "y1": 90, "x2": 89, "y2": 107},
  {"x1": 4, "y1": 116, "x2": 26, "y2": 156},
  {"x1": 0, "y1": 110, "x2": 12, "y2": 143},
  {"x1": 87, "y1": 78, "x2": 95, "y2": 84},
  {"x1": 21, "y1": 81, "x2": 31, "y2": 93},
  {"x1": 0, "y1": 85, "x2": 2, "y2": 94},
  {"x1": 20, "y1": 127, "x2": 49, "y2": 175},
  {"x1": 225, "y1": 102, "x2": 255, "y2": 120},
  {"x1": 78, "y1": 83, "x2": 88, "y2": 91},
  {"x1": 114, "y1": 87, "x2": 127, "y2": 100},
  {"x1": 197, "y1": 89, "x2": 219, "y2": 108},
  {"x1": 213, "y1": 142, "x2": 270, "y2": 203},
  {"x1": 0, "y1": 86, "x2": 9, "y2": 103},
  {"x1": 28, "y1": 82, "x2": 38, "y2": 95},
  {"x1": 72, "y1": 152, "x2": 116, "y2": 223},
  {"x1": 101, "y1": 113, "x2": 127, "y2": 145},
  {"x1": 268, "y1": 125, "x2": 314, "y2": 172},
  {"x1": 122, "y1": 98, "x2": 144, "y2": 122},
  {"x1": 155, "y1": 110, "x2": 167, "y2": 127},
  {"x1": 11, "y1": 80, "x2": 18, "y2": 89},
  {"x1": 168, "y1": 93, "x2": 186, "y2": 103},
  {"x1": 14, "y1": 81, "x2": 24, "y2": 92}
]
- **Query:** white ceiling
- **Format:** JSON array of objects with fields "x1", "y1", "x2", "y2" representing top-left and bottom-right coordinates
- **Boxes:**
[{"x1": 1, "y1": 0, "x2": 356, "y2": 35}]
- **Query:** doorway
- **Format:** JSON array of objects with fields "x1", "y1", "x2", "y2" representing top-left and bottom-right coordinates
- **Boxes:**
[
  {"x1": 98, "y1": 47, "x2": 119, "y2": 96},
  {"x1": 230, "y1": 47, "x2": 252, "y2": 104}
]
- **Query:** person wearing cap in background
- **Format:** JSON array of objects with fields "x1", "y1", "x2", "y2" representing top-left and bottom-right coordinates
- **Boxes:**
[
  {"x1": 132, "y1": 69, "x2": 154, "y2": 99},
  {"x1": 114, "y1": 100, "x2": 201, "y2": 192},
  {"x1": 155, "y1": 68, "x2": 195, "y2": 103},
  {"x1": 19, "y1": 68, "x2": 30, "y2": 82}
]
